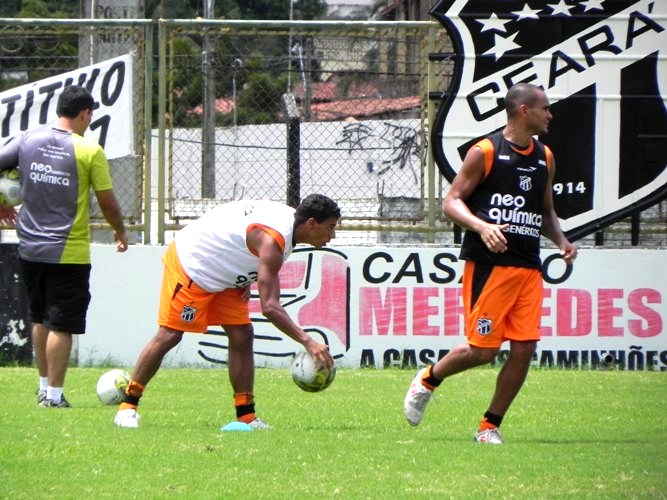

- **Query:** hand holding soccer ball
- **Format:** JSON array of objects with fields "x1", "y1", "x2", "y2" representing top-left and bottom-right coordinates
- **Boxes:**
[
  {"x1": 290, "y1": 350, "x2": 336, "y2": 392},
  {"x1": 0, "y1": 169, "x2": 22, "y2": 207}
]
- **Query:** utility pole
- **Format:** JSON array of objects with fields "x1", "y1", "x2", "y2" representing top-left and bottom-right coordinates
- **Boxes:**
[{"x1": 201, "y1": 0, "x2": 216, "y2": 198}]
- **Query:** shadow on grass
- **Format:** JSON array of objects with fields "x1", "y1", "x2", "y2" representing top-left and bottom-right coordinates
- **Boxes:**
[{"x1": 522, "y1": 437, "x2": 650, "y2": 445}]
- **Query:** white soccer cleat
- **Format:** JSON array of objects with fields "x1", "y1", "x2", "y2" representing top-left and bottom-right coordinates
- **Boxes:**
[
  {"x1": 474, "y1": 428, "x2": 503, "y2": 445},
  {"x1": 114, "y1": 408, "x2": 141, "y2": 428},
  {"x1": 403, "y1": 367, "x2": 433, "y2": 426},
  {"x1": 247, "y1": 417, "x2": 272, "y2": 430}
]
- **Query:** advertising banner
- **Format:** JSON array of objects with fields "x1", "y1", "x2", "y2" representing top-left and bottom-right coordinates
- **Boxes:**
[
  {"x1": 191, "y1": 246, "x2": 666, "y2": 371},
  {"x1": 0, "y1": 54, "x2": 134, "y2": 160}
]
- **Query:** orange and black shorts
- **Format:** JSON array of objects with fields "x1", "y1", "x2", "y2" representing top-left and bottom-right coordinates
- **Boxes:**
[
  {"x1": 462, "y1": 261, "x2": 543, "y2": 348},
  {"x1": 157, "y1": 242, "x2": 250, "y2": 332}
]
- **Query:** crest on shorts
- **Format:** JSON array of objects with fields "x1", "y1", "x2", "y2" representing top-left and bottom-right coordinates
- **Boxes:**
[
  {"x1": 430, "y1": 0, "x2": 667, "y2": 241},
  {"x1": 181, "y1": 305, "x2": 196, "y2": 323},
  {"x1": 477, "y1": 318, "x2": 492, "y2": 336}
]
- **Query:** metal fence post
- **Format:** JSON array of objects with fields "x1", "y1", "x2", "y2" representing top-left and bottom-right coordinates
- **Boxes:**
[
  {"x1": 201, "y1": 0, "x2": 216, "y2": 199},
  {"x1": 282, "y1": 93, "x2": 301, "y2": 208},
  {"x1": 143, "y1": 22, "x2": 153, "y2": 244},
  {"x1": 157, "y1": 20, "x2": 167, "y2": 244}
]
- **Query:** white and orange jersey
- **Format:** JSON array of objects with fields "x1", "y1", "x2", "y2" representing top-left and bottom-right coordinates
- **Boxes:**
[{"x1": 172, "y1": 200, "x2": 295, "y2": 292}]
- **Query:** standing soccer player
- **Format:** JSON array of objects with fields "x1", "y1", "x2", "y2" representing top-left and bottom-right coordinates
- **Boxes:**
[
  {"x1": 403, "y1": 83, "x2": 577, "y2": 443},
  {"x1": 114, "y1": 194, "x2": 340, "y2": 429},
  {"x1": 0, "y1": 85, "x2": 129, "y2": 407}
]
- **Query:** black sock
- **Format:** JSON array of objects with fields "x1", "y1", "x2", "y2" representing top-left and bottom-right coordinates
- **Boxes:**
[
  {"x1": 123, "y1": 394, "x2": 140, "y2": 406},
  {"x1": 483, "y1": 411, "x2": 503, "y2": 427},
  {"x1": 424, "y1": 365, "x2": 443, "y2": 388},
  {"x1": 235, "y1": 403, "x2": 255, "y2": 418}
]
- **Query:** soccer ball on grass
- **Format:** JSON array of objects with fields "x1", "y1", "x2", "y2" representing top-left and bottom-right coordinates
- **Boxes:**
[
  {"x1": 96, "y1": 369, "x2": 130, "y2": 405},
  {"x1": 0, "y1": 169, "x2": 21, "y2": 207},
  {"x1": 290, "y1": 350, "x2": 336, "y2": 392}
]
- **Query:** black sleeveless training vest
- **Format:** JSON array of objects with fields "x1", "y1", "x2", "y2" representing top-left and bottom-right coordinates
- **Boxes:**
[{"x1": 459, "y1": 131, "x2": 549, "y2": 269}]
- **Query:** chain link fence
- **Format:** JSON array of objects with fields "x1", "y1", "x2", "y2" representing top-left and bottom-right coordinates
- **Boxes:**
[
  {"x1": 0, "y1": 19, "x2": 147, "y2": 245},
  {"x1": 0, "y1": 19, "x2": 665, "y2": 247},
  {"x1": 156, "y1": 20, "x2": 448, "y2": 245}
]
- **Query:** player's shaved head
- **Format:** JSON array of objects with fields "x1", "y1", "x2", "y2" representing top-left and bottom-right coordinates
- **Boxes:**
[{"x1": 505, "y1": 83, "x2": 544, "y2": 117}]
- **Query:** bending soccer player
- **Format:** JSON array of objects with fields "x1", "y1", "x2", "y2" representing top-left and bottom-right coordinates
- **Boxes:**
[
  {"x1": 115, "y1": 194, "x2": 340, "y2": 429},
  {"x1": 403, "y1": 83, "x2": 577, "y2": 444}
]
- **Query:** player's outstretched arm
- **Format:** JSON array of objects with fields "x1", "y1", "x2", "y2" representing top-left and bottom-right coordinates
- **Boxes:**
[
  {"x1": 541, "y1": 158, "x2": 577, "y2": 263},
  {"x1": 250, "y1": 228, "x2": 334, "y2": 369},
  {"x1": 95, "y1": 189, "x2": 128, "y2": 252}
]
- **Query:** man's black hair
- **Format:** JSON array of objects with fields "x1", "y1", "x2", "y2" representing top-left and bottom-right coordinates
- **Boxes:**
[
  {"x1": 294, "y1": 194, "x2": 341, "y2": 224},
  {"x1": 56, "y1": 85, "x2": 95, "y2": 119}
]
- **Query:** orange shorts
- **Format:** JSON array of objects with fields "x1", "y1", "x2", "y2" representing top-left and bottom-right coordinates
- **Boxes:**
[
  {"x1": 462, "y1": 261, "x2": 543, "y2": 348},
  {"x1": 157, "y1": 242, "x2": 250, "y2": 332}
]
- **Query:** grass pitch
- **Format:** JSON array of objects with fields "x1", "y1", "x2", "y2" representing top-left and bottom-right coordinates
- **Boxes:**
[{"x1": 1, "y1": 366, "x2": 665, "y2": 499}]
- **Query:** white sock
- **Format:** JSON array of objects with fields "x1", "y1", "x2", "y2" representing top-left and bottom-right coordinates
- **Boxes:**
[
  {"x1": 46, "y1": 387, "x2": 63, "y2": 403},
  {"x1": 39, "y1": 377, "x2": 48, "y2": 391}
]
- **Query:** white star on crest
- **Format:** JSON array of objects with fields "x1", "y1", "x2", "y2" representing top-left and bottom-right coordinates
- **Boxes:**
[
  {"x1": 578, "y1": 0, "x2": 605, "y2": 12},
  {"x1": 476, "y1": 12, "x2": 511, "y2": 33},
  {"x1": 547, "y1": 0, "x2": 574, "y2": 16},
  {"x1": 483, "y1": 31, "x2": 521, "y2": 60},
  {"x1": 512, "y1": 3, "x2": 541, "y2": 20}
]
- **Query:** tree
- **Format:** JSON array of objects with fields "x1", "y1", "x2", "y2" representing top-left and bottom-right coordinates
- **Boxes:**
[
  {"x1": 0, "y1": 0, "x2": 79, "y2": 87},
  {"x1": 146, "y1": 0, "x2": 202, "y2": 19},
  {"x1": 292, "y1": 0, "x2": 327, "y2": 20},
  {"x1": 0, "y1": 0, "x2": 21, "y2": 18},
  {"x1": 17, "y1": 0, "x2": 77, "y2": 18}
]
